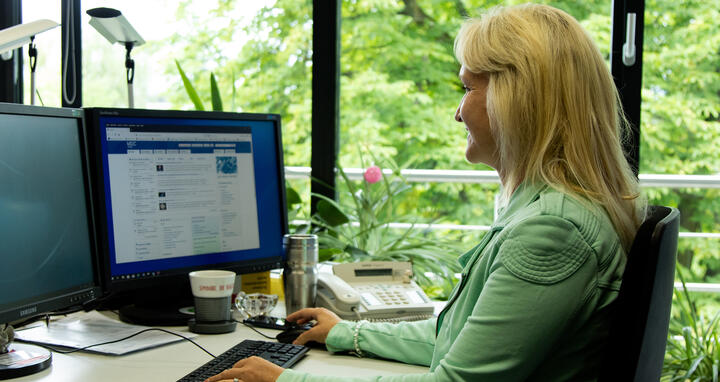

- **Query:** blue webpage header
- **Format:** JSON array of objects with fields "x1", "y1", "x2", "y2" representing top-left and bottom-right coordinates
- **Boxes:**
[{"x1": 106, "y1": 140, "x2": 252, "y2": 154}]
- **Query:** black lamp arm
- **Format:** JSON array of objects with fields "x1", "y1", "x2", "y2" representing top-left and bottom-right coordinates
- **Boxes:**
[
  {"x1": 28, "y1": 36, "x2": 38, "y2": 72},
  {"x1": 125, "y1": 41, "x2": 135, "y2": 84}
]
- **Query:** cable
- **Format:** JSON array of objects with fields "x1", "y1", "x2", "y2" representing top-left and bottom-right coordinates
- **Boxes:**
[
  {"x1": 237, "y1": 320, "x2": 277, "y2": 340},
  {"x1": 37, "y1": 328, "x2": 215, "y2": 358},
  {"x1": 11, "y1": 306, "x2": 84, "y2": 330},
  {"x1": 36, "y1": 89, "x2": 45, "y2": 106},
  {"x1": 351, "y1": 306, "x2": 363, "y2": 321},
  {"x1": 62, "y1": 0, "x2": 77, "y2": 105}
]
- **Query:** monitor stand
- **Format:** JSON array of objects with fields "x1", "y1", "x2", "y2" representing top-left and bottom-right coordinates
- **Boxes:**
[
  {"x1": 118, "y1": 299, "x2": 194, "y2": 326},
  {"x1": 0, "y1": 343, "x2": 52, "y2": 380}
]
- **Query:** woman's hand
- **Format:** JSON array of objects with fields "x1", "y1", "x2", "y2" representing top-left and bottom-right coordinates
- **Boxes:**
[
  {"x1": 285, "y1": 307, "x2": 341, "y2": 345},
  {"x1": 204, "y1": 356, "x2": 283, "y2": 382},
  {"x1": 204, "y1": 308, "x2": 340, "y2": 382}
]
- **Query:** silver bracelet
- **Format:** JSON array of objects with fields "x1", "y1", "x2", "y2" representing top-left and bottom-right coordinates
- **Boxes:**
[{"x1": 353, "y1": 320, "x2": 369, "y2": 357}]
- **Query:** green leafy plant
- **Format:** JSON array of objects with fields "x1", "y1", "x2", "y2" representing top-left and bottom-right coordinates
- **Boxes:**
[
  {"x1": 663, "y1": 266, "x2": 720, "y2": 381},
  {"x1": 175, "y1": 59, "x2": 233, "y2": 112},
  {"x1": 311, "y1": 158, "x2": 462, "y2": 299},
  {"x1": 286, "y1": 184, "x2": 307, "y2": 233}
]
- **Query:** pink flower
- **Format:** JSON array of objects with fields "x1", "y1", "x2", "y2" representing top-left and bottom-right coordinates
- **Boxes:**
[{"x1": 363, "y1": 165, "x2": 382, "y2": 184}]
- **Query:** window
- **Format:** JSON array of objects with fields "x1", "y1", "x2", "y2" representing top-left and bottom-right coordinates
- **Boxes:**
[
  {"x1": 640, "y1": 1, "x2": 720, "y2": 292},
  {"x1": 21, "y1": 1, "x2": 61, "y2": 106}
]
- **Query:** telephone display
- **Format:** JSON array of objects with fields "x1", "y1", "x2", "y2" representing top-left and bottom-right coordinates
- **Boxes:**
[{"x1": 316, "y1": 261, "x2": 435, "y2": 322}]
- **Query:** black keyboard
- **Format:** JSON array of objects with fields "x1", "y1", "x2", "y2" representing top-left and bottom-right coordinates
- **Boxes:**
[{"x1": 177, "y1": 340, "x2": 310, "y2": 382}]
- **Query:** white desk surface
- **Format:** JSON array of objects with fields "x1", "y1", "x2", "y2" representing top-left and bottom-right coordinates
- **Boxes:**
[{"x1": 12, "y1": 311, "x2": 429, "y2": 381}]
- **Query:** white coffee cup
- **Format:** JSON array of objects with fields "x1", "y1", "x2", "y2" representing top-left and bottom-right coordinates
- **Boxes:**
[{"x1": 189, "y1": 270, "x2": 236, "y2": 322}]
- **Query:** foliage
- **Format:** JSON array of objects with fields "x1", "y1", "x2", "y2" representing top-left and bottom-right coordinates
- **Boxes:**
[
  {"x1": 640, "y1": 0, "x2": 720, "y2": 284},
  {"x1": 310, "y1": 159, "x2": 462, "y2": 299},
  {"x1": 175, "y1": 60, "x2": 225, "y2": 112},
  {"x1": 286, "y1": 184, "x2": 305, "y2": 231},
  {"x1": 663, "y1": 267, "x2": 720, "y2": 381}
]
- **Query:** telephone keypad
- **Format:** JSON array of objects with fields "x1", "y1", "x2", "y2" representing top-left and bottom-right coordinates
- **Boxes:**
[{"x1": 356, "y1": 284, "x2": 419, "y2": 306}]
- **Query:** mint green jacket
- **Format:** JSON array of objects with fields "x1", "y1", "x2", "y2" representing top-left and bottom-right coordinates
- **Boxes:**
[{"x1": 279, "y1": 183, "x2": 626, "y2": 382}]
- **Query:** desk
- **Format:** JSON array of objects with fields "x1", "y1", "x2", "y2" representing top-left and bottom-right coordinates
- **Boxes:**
[{"x1": 12, "y1": 311, "x2": 429, "y2": 381}]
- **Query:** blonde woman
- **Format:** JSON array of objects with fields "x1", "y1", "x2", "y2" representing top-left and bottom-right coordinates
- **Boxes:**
[{"x1": 207, "y1": 4, "x2": 645, "y2": 382}]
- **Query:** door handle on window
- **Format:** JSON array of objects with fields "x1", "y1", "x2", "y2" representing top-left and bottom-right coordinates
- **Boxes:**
[{"x1": 623, "y1": 12, "x2": 637, "y2": 66}]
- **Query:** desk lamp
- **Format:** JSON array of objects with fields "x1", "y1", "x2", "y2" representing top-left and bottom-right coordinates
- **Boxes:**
[
  {"x1": 86, "y1": 7, "x2": 145, "y2": 108},
  {"x1": 0, "y1": 19, "x2": 60, "y2": 105}
]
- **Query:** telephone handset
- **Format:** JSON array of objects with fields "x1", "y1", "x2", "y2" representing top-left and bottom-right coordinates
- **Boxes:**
[
  {"x1": 316, "y1": 273, "x2": 362, "y2": 319},
  {"x1": 316, "y1": 261, "x2": 435, "y2": 322}
]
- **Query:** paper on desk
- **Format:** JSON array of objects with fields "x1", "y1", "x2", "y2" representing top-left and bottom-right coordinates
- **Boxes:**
[{"x1": 14, "y1": 311, "x2": 196, "y2": 355}]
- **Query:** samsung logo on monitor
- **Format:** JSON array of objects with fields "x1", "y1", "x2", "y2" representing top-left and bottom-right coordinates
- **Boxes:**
[{"x1": 20, "y1": 306, "x2": 38, "y2": 317}]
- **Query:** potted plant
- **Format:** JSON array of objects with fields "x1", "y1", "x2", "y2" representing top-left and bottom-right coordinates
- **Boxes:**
[
  {"x1": 310, "y1": 158, "x2": 463, "y2": 299},
  {"x1": 663, "y1": 266, "x2": 720, "y2": 381}
]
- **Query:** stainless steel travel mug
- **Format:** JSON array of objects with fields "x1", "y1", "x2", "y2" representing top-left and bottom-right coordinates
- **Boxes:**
[{"x1": 283, "y1": 234, "x2": 318, "y2": 315}]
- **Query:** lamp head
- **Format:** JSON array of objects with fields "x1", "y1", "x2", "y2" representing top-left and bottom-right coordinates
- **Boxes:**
[
  {"x1": 87, "y1": 7, "x2": 145, "y2": 47},
  {"x1": 0, "y1": 19, "x2": 59, "y2": 60}
]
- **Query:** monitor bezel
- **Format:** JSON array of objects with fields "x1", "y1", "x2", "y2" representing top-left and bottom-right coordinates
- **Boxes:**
[
  {"x1": 0, "y1": 102, "x2": 102, "y2": 325},
  {"x1": 84, "y1": 107, "x2": 289, "y2": 298}
]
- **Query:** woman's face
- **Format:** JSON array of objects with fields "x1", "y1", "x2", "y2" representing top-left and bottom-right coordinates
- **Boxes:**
[{"x1": 455, "y1": 66, "x2": 499, "y2": 169}]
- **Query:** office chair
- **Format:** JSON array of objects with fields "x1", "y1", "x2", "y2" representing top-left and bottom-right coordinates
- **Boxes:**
[{"x1": 599, "y1": 205, "x2": 680, "y2": 382}]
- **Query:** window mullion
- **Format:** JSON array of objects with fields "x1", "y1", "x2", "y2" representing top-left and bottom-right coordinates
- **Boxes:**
[{"x1": 610, "y1": 0, "x2": 646, "y2": 176}]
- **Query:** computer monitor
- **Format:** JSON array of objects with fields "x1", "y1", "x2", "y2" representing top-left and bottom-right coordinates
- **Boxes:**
[
  {"x1": 84, "y1": 108, "x2": 288, "y2": 325},
  {"x1": 0, "y1": 103, "x2": 101, "y2": 378}
]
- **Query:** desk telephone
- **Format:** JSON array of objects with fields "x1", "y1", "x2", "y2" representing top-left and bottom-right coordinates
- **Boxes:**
[{"x1": 316, "y1": 262, "x2": 434, "y2": 322}]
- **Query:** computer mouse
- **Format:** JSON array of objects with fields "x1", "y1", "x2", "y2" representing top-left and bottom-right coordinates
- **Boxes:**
[
  {"x1": 276, "y1": 327, "x2": 306, "y2": 344},
  {"x1": 276, "y1": 328, "x2": 325, "y2": 349}
]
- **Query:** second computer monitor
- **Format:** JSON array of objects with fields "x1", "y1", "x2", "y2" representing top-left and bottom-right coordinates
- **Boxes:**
[
  {"x1": 85, "y1": 108, "x2": 288, "y2": 322},
  {"x1": 0, "y1": 103, "x2": 101, "y2": 378}
]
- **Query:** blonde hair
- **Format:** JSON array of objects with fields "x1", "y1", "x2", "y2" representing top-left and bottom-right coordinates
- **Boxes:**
[{"x1": 454, "y1": 4, "x2": 644, "y2": 251}]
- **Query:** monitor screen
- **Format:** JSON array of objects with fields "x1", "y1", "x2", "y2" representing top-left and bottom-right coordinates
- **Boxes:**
[
  {"x1": 85, "y1": 108, "x2": 287, "y2": 316},
  {"x1": 0, "y1": 103, "x2": 99, "y2": 325}
]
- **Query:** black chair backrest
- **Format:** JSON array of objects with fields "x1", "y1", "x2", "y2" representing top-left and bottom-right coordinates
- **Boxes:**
[{"x1": 599, "y1": 205, "x2": 680, "y2": 382}]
